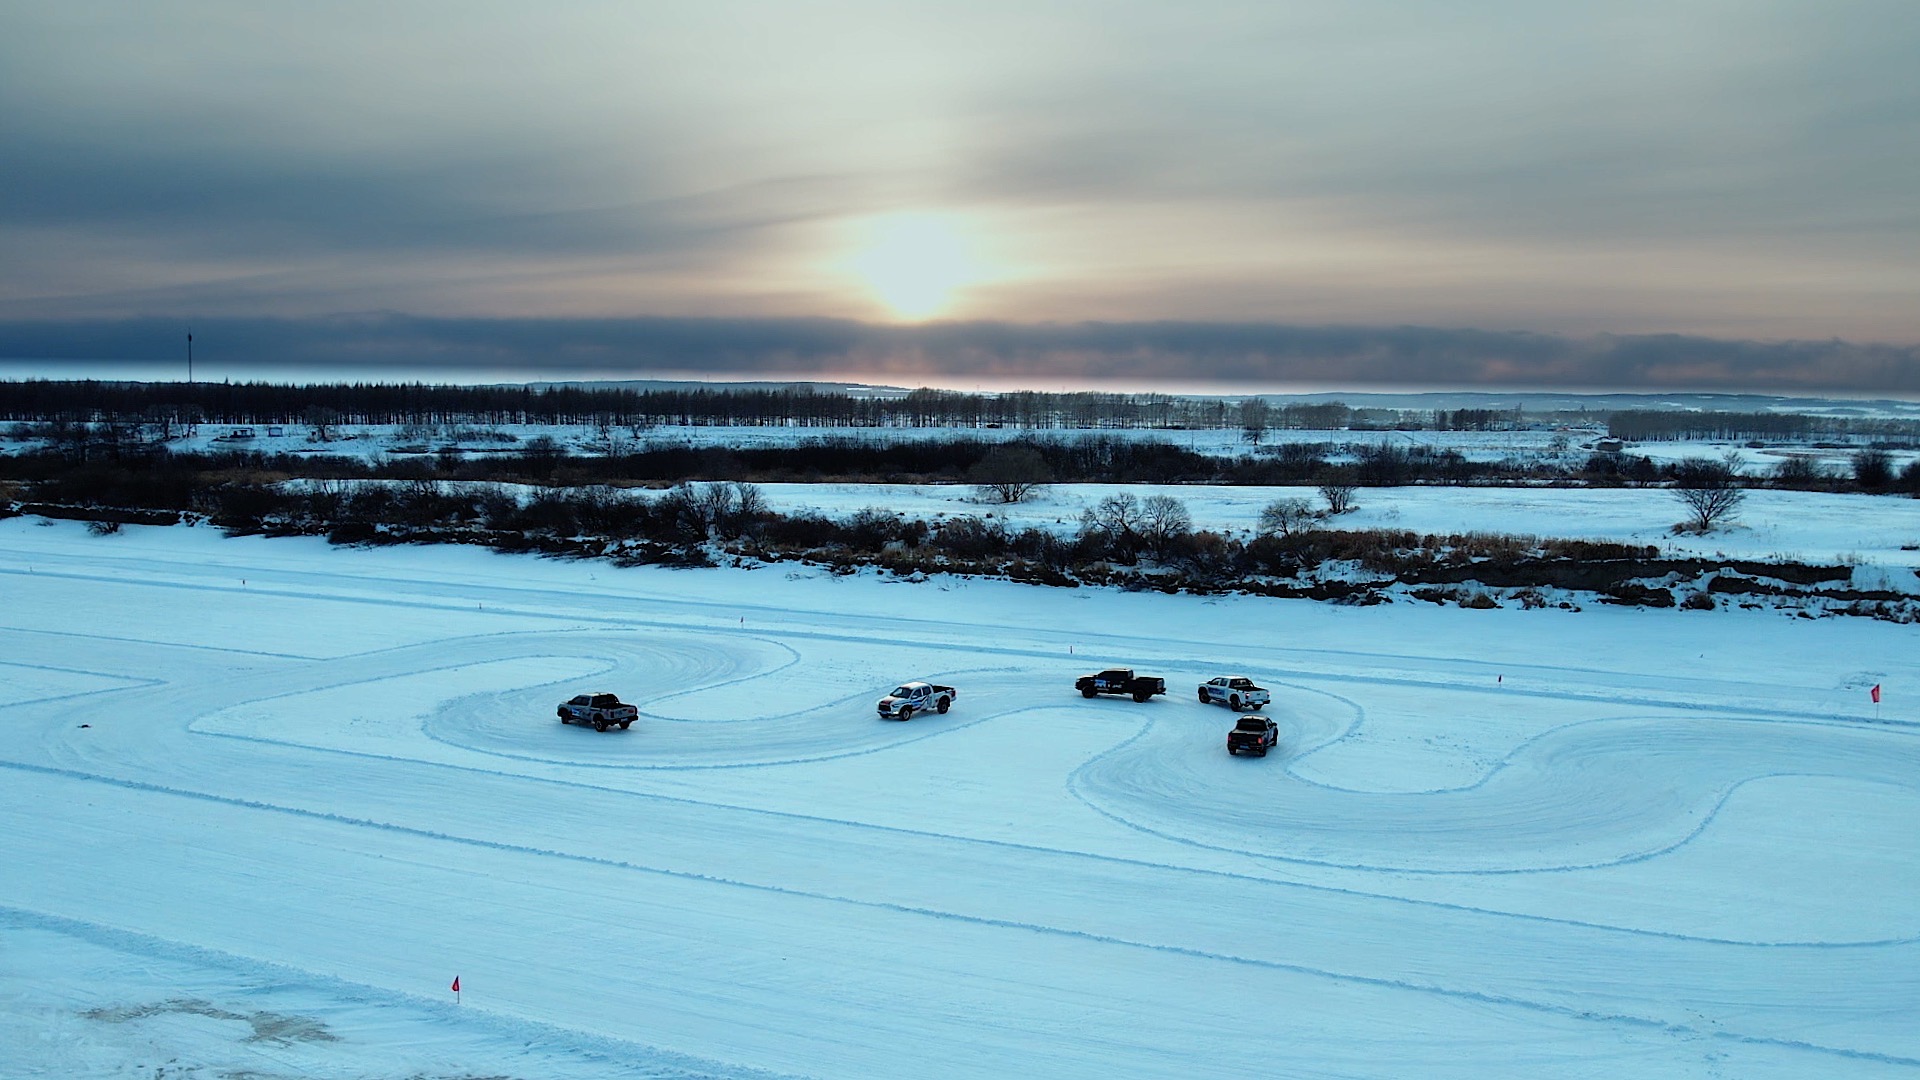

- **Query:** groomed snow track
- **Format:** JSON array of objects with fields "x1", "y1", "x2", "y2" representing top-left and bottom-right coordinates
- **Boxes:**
[{"x1": 2, "y1": 520, "x2": 1916, "y2": 1079}]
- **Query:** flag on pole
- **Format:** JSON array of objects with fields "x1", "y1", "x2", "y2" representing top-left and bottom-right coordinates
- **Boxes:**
[
  {"x1": 1871, "y1": 684, "x2": 1882, "y2": 704},
  {"x1": 450, "y1": 976, "x2": 461, "y2": 993}
]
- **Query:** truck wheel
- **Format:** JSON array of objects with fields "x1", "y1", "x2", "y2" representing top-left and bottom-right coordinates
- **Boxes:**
[
  {"x1": 898, "y1": 707, "x2": 913, "y2": 722},
  {"x1": 1251, "y1": 703, "x2": 1263, "y2": 711},
  {"x1": 1228, "y1": 746, "x2": 1238, "y2": 756},
  {"x1": 936, "y1": 698, "x2": 949, "y2": 714},
  {"x1": 619, "y1": 720, "x2": 632, "y2": 730},
  {"x1": 594, "y1": 719, "x2": 608, "y2": 732},
  {"x1": 559, "y1": 715, "x2": 570, "y2": 725},
  {"x1": 1133, "y1": 691, "x2": 1149, "y2": 702},
  {"x1": 1254, "y1": 746, "x2": 1267, "y2": 757},
  {"x1": 1229, "y1": 695, "x2": 1241, "y2": 711},
  {"x1": 1081, "y1": 687, "x2": 1097, "y2": 698},
  {"x1": 1198, "y1": 689, "x2": 1209, "y2": 703}
]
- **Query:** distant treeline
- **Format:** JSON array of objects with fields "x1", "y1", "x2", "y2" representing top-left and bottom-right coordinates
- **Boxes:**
[
  {"x1": 9, "y1": 431, "x2": 1918, "y2": 498},
  {"x1": 0, "y1": 437, "x2": 1486, "y2": 491},
  {"x1": 0, "y1": 379, "x2": 1533, "y2": 432},
  {"x1": 1607, "y1": 409, "x2": 1920, "y2": 443},
  {"x1": 9, "y1": 379, "x2": 1919, "y2": 446}
]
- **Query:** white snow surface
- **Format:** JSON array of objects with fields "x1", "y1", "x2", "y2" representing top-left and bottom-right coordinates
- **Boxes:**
[
  {"x1": 2, "y1": 517, "x2": 1918, "y2": 1078},
  {"x1": 59, "y1": 419, "x2": 1918, "y2": 475},
  {"x1": 749, "y1": 482, "x2": 1920, "y2": 570}
]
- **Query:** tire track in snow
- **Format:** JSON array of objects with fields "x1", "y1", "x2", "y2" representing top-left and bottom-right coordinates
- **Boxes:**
[
  {"x1": 6, "y1": 756, "x2": 1919, "y2": 1069},
  {"x1": 0, "y1": 906, "x2": 804, "y2": 1080},
  {"x1": 7, "y1": 552, "x2": 1896, "y2": 728},
  {"x1": 22, "y1": 607, "x2": 1912, "y2": 897},
  {"x1": 1068, "y1": 685, "x2": 1920, "y2": 873}
]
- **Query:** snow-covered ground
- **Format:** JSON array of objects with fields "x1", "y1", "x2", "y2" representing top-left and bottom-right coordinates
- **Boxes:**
[
  {"x1": 750, "y1": 482, "x2": 1920, "y2": 572},
  {"x1": 3, "y1": 518, "x2": 1918, "y2": 1078},
  {"x1": 24, "y1": 420, "x2": 1913, "y2": 474}
]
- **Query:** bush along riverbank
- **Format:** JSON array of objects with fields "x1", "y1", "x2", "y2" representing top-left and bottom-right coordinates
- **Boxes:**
[{"x1": 6, "y1": 478, "x2": 1912, "y2": 622}]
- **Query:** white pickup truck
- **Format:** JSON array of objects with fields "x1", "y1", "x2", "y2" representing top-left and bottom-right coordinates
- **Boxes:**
[
  {"x1": 876, "y1": 681, "x2": 957, "y2": 721},
  {"x1": 1198, "y1": 676, "x2": 1270, "y2": 712}
]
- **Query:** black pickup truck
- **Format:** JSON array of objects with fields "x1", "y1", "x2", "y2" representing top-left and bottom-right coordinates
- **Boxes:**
[
  {"x1": 1075, "y1": 668, "x2": 1167, "y2": 703},
  {"x1": 1227, "y1": 716, "x2": 1279, "y2": 757},
  {"x1": 557, "y1": 693, "x2": 638, "y2": 732}
]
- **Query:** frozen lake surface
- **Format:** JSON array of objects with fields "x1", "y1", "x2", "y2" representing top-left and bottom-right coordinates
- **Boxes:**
[{"x1": 1, "y1": 518, "x2": 1916, "y2": 1078}]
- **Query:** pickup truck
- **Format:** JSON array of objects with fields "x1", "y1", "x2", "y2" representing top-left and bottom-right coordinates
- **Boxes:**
[
  {"x1": 557, "y1": 692, "x2": 638, "y2": 732},
  {"x1": 877, "y1": 681, "x2": 956, "y2": 721},
  {"x1": 1198, "y1": 676, "x2": 1270, "y2": 711},
  {"x1": 1075, "y1": 668, "x2": 1167, "y2": 703},
  {"x1": 1226, "y1": 716, "x2": 1279, "y2": 757}
]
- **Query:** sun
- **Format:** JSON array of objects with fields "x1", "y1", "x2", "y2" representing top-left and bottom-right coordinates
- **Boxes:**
[{"x1": 847, "y1": 213, "x2": 981, "y2": 321}]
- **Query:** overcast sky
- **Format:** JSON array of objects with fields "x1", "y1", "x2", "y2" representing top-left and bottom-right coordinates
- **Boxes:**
[{"x1": 3, "y1": 2, "x2": 1917, "y2": 390}]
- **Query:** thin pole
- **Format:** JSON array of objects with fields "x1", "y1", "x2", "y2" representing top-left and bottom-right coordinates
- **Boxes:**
[{"x1": 187, "y1": 329, "x2": 194, "y2": 384}]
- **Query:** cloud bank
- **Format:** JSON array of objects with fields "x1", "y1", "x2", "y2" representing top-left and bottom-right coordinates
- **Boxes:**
[
  {"x1": 3, "y1": 316, "x2": 1916, "y2": 395},
  {"x1": 3, "y1": 4, "x2": 1918, "y2": 341}
]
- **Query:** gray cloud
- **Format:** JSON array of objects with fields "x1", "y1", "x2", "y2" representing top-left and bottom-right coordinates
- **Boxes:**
[
  {"x1": 2, "y1": 315, "x2": 1915, "y2": 394},
  {"x1": 2, "y1": 3, "x2": 1917, "y2": 341},
  {"x1": 956, "y1": 4, "x2": 1920, "y2": 251}
]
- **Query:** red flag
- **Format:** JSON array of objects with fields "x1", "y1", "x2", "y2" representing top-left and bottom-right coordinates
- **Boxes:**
[
  {"x1": 450, "y1": 976, "x2": 460, "y2": 993},
  {"x1": 1871, "y1": 684, "x2": 1882, "y2": 704}
]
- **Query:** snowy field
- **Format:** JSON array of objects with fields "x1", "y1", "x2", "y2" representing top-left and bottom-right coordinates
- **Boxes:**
[
  {"x1": 3, "y1": 517, "x2": 1918, "y2": 1078},
  {"x1": 749, "y1": 482, "x2": 1920, "y2": 573},
  {"x1": 39, "y1": 420, "x2": 1915, "y2": 475}
]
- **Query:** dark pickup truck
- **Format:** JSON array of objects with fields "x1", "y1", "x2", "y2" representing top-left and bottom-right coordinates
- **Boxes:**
[
  {"x1": 557, "y1": 693, "x2": 638, "y2": 732},
  {"x1": 1227, "y1": 716, "x2": 1279, "y2": 757},
  {"x1": 1075, "y1": 668, "x2": 1167, "y2": 703}
]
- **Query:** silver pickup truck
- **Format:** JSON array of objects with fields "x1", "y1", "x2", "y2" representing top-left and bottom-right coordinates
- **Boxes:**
[{"x1": 1198, "y1": 676, "x2": 1271, "y2": 711}]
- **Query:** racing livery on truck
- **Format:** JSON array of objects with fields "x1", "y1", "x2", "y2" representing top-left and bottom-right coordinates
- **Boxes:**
[
  {"x1": 1074, "y1": 668, "x2": 1167, "y2": 703},
  {"x1": 557, "y1": 693, "x2": 638, "y2": 731},
  {"x1": 877, "y1": 681, "x2": 957, "y2": 721},
  {"x1": 1198, "y1": 676, "x2": 1271, "y2": 711}
]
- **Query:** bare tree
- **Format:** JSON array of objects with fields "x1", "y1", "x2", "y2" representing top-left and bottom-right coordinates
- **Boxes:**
[
  {"x1": 1853, "y1": 448, "x2": 1895, "y2": 490},
  {"x1": 1770, "y1": 455, "x2": 1827, "y2": 488},
  {"x1": 1318, "y1": 482, "x2": 1358, "y2": 515},
  {"x1": 1670, "y1": 458, "x2": 1747, "y2": 532},
  {"x1": 968, "y1": 445, "x2": 1053, "y2": 503},
  {"x1": 1238, "y1": 398, "x2": 1270, "y2": 447},
  {"x1": 732, "y1": 482, "x2": 768, "y2": 521},
  {"x1": 1081, "y1": 492, "x2": 1142, "y2": 538},
  {"x1": 1138, "y1": 494, "x2": 1192, "y2": 551},
  {"x1": 1257, "y1": 497, "x2": 1318, "y2": 536},
  {"x1": 656, "y1": 481, "x2": 727, "y2": 541}
]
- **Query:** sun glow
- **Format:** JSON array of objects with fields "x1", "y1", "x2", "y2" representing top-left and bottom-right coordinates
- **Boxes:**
[{"x1": 847, "y1": 213, "x2": 983, "y2": 321}]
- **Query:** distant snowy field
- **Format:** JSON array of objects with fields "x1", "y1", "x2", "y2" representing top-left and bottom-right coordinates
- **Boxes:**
[
  {"x1": 56, "y1": 419, "x2": 1917, "y2": 474},
  {"x1": 2, "y1": 518, "x2": 1917, "y2": 1078},
  {"x1": 750, "y1": 482, "x2": 1920, "y2": 573},
  {"x1": 199, "y1": 422, "x2": 1920, "y2": 572}
]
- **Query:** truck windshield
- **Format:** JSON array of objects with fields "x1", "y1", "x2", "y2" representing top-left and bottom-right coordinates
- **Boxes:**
[{"x1": 892, "y1": 687, "x2": 915, "y2": 697}]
